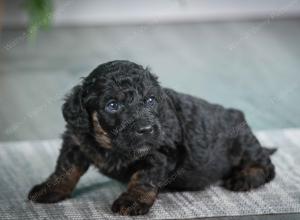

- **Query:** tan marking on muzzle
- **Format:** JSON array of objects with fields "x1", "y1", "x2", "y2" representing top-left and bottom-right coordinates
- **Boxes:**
[{"x1": 92, "y1": 112, "x2": 112, "y2": 149}]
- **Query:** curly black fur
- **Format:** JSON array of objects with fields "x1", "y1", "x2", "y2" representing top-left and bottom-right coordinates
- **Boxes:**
[{"x1": 28, "y1": 60, "x2": 276, "y2": 216}]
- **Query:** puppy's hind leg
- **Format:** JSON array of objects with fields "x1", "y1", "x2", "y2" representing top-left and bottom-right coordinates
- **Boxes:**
[{"x1": 223, "y1": 129, "x2": 276, "y2": 192}]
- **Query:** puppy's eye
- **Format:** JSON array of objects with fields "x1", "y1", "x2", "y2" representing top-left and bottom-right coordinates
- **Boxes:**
[
  {"x1": 105, "y1": 100, "x2": 120, "y2": 113},
  {"x1": 145, "y1": 96, "x2": 156, "y2": 107}
]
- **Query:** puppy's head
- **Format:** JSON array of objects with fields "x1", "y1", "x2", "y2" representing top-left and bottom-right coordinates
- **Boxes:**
[{"x1": 63, "y1": 60, "x2": 165, "y2": 156}]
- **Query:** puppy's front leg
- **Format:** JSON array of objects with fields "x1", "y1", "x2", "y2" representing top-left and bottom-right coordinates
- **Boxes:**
[
  {"x1": 28, "y1": 139, "x2": 90, "y2": 203},
  {"x1": 112, "y1": 153, "x2": 168, "y2": 216}
]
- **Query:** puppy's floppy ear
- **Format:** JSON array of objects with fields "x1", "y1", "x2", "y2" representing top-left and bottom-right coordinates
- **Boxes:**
[{"x1": 62, "y1": 85, "x2": 90, "y2": 132}]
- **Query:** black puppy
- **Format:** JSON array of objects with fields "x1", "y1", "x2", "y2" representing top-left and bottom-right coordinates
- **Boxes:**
[{"x1": 28, "y1": 60, "x2": 276, "y2": 216}]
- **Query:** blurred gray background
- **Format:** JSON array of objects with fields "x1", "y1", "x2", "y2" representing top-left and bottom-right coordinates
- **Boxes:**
[{"x1": 1, "y1": 0, "x2": 300, "y2": 142}]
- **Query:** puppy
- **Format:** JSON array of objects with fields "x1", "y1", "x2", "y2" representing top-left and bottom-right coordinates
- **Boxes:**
[{"x1": 28, "y1": 60, "x2": 276, "y2": 216}]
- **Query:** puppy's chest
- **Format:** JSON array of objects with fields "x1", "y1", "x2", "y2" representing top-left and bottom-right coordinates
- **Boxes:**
[{"x1": 90, "y1": 151, "x2": 133, "y2": 181}]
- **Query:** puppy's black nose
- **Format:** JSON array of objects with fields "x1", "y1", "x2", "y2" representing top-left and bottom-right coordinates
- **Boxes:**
[{"x1": 136, "y1": 125, "x2": 154, "y2": 135}]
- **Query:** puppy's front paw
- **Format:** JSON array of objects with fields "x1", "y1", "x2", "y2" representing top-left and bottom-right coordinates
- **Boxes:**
[
  {"x1": 28, "y1": 183, "x2": 70, "y2": 203},
  {"x1": 111, "y1": 192, "x2": 151, "y2": 216}
]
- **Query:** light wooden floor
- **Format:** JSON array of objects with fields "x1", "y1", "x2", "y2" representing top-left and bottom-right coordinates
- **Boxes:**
[{"x1": 0, "y1": 19, "x2": 300, "y2": 142}]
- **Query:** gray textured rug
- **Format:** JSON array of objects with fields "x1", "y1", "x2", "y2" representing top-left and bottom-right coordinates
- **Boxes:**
[{"x1": 0, "y1": 129, "x2": 300, "y2": 220}]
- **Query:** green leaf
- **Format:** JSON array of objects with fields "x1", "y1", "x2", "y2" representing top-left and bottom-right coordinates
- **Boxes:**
[{"x1": 25, "y1": 0, "x2": 53, "y2": 40}]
